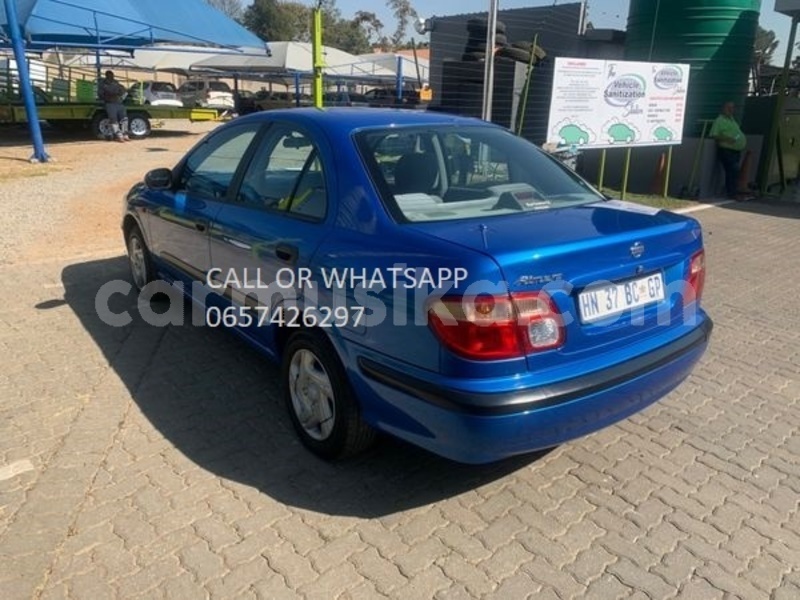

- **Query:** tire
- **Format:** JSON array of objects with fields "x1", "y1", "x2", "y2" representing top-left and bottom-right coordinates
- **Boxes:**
[
  {"x1": 462, "y1": 51, "x2": 486, "y2": 62},
  {"x1": 282, "y1": 330, "x2": 376, "y2": 460},
  {"x1": 90, "y1": 111, "x2": 112, "y2": 140},
  {"x1": 125, "y1": 225, "x2": 154, "y2": 292},
  {"x1": 512, "y1": 41, "x2": 547, "y2": 61},
  {"x1": 128, "y1": 113, "x2": 151, "y2": 139},
  {"x1": 497, "y1": 45, "x2": 534, "y2": 63}
]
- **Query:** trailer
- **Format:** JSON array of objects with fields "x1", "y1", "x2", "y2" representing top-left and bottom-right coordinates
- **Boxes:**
[{"x1": 0, "y1": 88, "x2": 219, "y2": 139}]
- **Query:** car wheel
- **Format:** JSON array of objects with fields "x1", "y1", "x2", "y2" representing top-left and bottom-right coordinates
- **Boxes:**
[
  {"x1": 126, "y1": 225, "x2": 154, "y2": 292},
  {"x1": 90, "y1": 111, "x2": 112, "y2": 140},
  {"x1": 128, "y1": 113, "x2": 151, "y2": 139},
  {"x1": 283, "y1": 329, "x2": 376, "y2": 459}
]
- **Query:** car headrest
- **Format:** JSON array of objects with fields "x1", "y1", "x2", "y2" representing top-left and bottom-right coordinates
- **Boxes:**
[{"x1": 394, "y1": 152, "x2": 438, "y2": 195}]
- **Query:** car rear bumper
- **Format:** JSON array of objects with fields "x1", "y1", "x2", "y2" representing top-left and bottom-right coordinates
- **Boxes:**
[{"x1": 353, "y1": 317, "x2": 713, "y2": 463}]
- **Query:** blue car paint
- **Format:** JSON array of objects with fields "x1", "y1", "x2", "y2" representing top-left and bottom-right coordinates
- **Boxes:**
[{"x1": 124, "y1": 108, "x2": 712, "y2": 464}]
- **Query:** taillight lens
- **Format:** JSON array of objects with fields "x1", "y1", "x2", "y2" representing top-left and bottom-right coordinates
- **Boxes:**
[
  {"x1": 428, "y1": 292, "x2": 564, "y2": 361},
  {"x1": 686, "y1": 249, "x2": 706, "y2": 304}
]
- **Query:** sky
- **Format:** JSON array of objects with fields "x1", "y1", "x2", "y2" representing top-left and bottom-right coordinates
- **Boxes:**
[{"x1": 243, "y1": 1, "x2": 796, "y2": 62}]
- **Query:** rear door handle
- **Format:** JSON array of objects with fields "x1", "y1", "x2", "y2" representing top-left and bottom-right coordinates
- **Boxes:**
[
  {"x1": 223, "y1": 236, "x2": 252, "y2": 251},
  {"x1": 275, "y1": 244, "x2": 298, "y2": 264}
]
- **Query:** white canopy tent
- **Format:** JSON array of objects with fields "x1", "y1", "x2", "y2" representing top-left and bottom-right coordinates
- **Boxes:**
[
  {"x1": 356, "y1": 52, "x2": 429, "y2": 85},
  {"x1": 189, "y1": 41, "x2": 396, "y2": 82}
]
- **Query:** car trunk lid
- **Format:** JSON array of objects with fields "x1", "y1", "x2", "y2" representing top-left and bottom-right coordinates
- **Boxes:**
[{"x1": 410, "y1": 201, "x2": 703, "y2": 368}]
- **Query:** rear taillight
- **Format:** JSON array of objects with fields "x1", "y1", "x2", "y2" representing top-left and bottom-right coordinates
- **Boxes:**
[
  {"x1": 428, "y1": 292, "x2": 564, "y2": 361},
  {"x1": 686, "y1": 249, "x2": 706, "y2": 304}
]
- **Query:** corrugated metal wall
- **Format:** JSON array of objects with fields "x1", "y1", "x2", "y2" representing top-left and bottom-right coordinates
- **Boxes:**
[{"x1": 429, "y1": 3, "x2": 583, "y2": 143}]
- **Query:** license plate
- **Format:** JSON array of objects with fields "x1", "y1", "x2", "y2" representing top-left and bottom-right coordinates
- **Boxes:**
[{"x1": 578, "y1": 273, "x2": 665, "y2": 323}]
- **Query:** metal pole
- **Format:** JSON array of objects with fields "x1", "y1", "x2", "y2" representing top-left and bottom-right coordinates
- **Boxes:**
[
  {"x1": 481, "y1": 0, "x2": 499, "y2": 122},
  {"x1": 312, "y1": 5, "x2": 324, "y2": 108},
  {"x1": 759, "y1": 15, "x2": 798, "y2": 195},
  {"x1": 396, "y1": 55, "x2": 403, "y2": 102},
  {"x1": 294, "y1": 72, "x2": 301, "y2": 107},
  {"x1": 4, "y1": 0, "x2": 49, "y2": 163},
  {"x1": 598, "y1": 148, "x2": 607, "y2": 192},
  {"x1": 622, "y1": 148, "x2": 632, "y2": 200}
]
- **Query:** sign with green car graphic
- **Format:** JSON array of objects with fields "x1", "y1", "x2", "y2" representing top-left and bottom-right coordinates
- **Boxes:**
[{"x1": 547, "y1": 58, "x2": 689, "y2": 150}]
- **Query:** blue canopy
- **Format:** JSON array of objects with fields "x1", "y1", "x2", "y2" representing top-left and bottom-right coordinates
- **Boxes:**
[{"x1": 1, "y1": 0, "x2": 265, "y2": 50}]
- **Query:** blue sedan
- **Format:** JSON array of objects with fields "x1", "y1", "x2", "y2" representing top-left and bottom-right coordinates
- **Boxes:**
[{"x1": 122, "y1": 108, "x2": 712, "y2": 464}]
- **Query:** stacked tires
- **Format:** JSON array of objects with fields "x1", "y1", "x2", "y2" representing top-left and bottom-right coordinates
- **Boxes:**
[{"x1": 461, "y1": 18, "x2": 546, "y2": 65}]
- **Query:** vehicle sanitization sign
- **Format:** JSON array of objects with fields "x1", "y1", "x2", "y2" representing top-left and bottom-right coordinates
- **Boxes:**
[{"x1": 546, "y1": 58, "x2": 690, "y2": 150}]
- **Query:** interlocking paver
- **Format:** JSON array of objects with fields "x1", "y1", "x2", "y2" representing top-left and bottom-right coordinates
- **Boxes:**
[{"x1": 1, "y1": 167, "x2": 799, "y2": 600}]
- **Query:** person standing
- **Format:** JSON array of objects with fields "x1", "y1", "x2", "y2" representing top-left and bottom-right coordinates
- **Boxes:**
[
  {"x1": 98, "y1": 70, "x2": 129, "y2": 142},
  {"x1": 709, "y1": 101, "x2": 747, "y2": 200}
]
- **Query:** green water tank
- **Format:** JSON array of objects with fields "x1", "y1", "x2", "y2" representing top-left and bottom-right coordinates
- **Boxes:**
[{"x1": 626, "y1": 0, "x2": 761, "y2": 134}]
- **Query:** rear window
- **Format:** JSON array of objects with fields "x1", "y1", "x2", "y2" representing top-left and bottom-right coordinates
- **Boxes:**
[
  {"x1": 150, "y1": 82, "x2": 176, "y2": 93},
  {"x1": 208, "y1": 81, "x2": 232, "y2": 92},
  {"x1": 355, "y1": 126, "x2": 603, "y2": 223}
]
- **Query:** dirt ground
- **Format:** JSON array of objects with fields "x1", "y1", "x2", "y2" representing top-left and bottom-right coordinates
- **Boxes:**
[{"x1": 0, "y1": 121, "x2": 220, "y2": 265}]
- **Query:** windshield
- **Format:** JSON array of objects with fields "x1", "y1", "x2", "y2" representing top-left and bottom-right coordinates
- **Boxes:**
[
  {"x1": 355, "y1": 126, "x2": 604, "y2": 223},
  {"x1": 150, "y1": 82, "x2": 177, "y2": 93}
]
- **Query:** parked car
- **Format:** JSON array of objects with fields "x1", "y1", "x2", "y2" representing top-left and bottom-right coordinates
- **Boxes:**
[
  {"x1": 234, "y1": 89, "x2": 257, "y2": 115},
  {"x1": 253, "y1": 91, "x2": 314, "y2": 111},
  {"x1": 322, "y1": 91, "x2": 369, "y2": 107},
  {"x1": 122, "y1": 108, "x2": 712, "y2": 464},
  {"x1": 127, "y1": 81, "x2": 182, "y2": 107},
  {"x1": 364, "y1": 87, "x2": 420, "y2": 107},
  {"x1": 177, "y1": 78, "x2": 235, "y2": 110}
]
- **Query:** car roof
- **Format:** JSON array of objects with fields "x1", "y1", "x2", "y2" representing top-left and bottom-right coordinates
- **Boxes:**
[{"x1": 233, "y1": 107, "x2": 499, "y2": 134}]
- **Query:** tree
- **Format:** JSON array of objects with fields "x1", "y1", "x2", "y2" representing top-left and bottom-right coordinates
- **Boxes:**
[
  {"x1": 752, "y1": 25, "x2": 778, "y2": 95},
  {"x1": 243, "y1": 0, "x2": 303, "y2": 42},
  {"x1": 242, "y1": 0, "x2": 415, "y2": 53},
  {"x1": 205, "y1": 0, "x2": 243, "y2": 20},
  {"x1": 386, "y1": 0, "x2": 417, "y2": 49}
]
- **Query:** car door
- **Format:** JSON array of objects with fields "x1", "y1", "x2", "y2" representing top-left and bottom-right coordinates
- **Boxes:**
[
  {"x1": 146, "y1": 123, "x2": 261, "y2": 283},
  {"x1": 209, "y1": 123, "x2": 332, "y2": 341}
]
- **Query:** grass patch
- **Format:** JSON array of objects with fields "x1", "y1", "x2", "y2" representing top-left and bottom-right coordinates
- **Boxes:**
[{"x1": 599, "y1": 188, "x2": 698, "y2": 211}]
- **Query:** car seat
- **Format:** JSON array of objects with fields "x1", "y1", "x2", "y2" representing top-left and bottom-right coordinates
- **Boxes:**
[{"x1": 393, "y1": 152, "x2": 439, "y2": 195}]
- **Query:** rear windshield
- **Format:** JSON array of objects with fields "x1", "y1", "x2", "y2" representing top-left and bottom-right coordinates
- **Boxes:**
[
  {"x1": 355, "y1": 126, "x2": 603, "y2": 223},
  {"x1": 208, "y1": 81, "x2": 232, "y2": 92},
  {"x1": 150, "y1": 82, "x2": 177, "y2": 92}
]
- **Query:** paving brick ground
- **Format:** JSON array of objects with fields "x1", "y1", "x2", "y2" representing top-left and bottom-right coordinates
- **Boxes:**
[{"x1": 1, "y1": 200, "x2": 799, "y2": 598}]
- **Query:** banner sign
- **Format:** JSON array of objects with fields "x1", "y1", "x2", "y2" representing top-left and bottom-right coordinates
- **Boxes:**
[{"x1": 546, "y1": 57, "x2": 690, "y2": 150}]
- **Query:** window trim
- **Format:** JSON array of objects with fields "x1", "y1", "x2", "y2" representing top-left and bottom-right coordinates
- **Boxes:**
[
  {"x1": 229, "y1": 123, "x2": 329, "y2": 223},
  {"x1": 173, "y1": 122, "x2": 265, "y2": 202}
]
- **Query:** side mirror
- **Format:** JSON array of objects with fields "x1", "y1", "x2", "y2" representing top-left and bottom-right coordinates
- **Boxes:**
[{"x1": 145, "y1": 168, "x2": 173, "y2": 190}]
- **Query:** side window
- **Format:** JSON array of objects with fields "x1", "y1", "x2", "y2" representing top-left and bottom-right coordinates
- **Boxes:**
[
  {"x1": 179, "y1": 126, "x2": 258, "y2": 200},
  {"x1": 237, "y1": 126, "x2": 327, "y2": 221}
]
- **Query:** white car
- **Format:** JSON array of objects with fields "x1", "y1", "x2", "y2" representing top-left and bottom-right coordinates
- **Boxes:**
[
  {"x1": 177, "y1": 79, "x2": 235, "y2": 110},
  {"x1": 128, "y1": 81, "x2": 182, "y2": 107}
]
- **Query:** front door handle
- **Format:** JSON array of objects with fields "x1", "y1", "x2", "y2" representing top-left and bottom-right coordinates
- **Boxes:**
[{"x1": 275, "y1": 243, "x2": 298, "y2": 264}]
